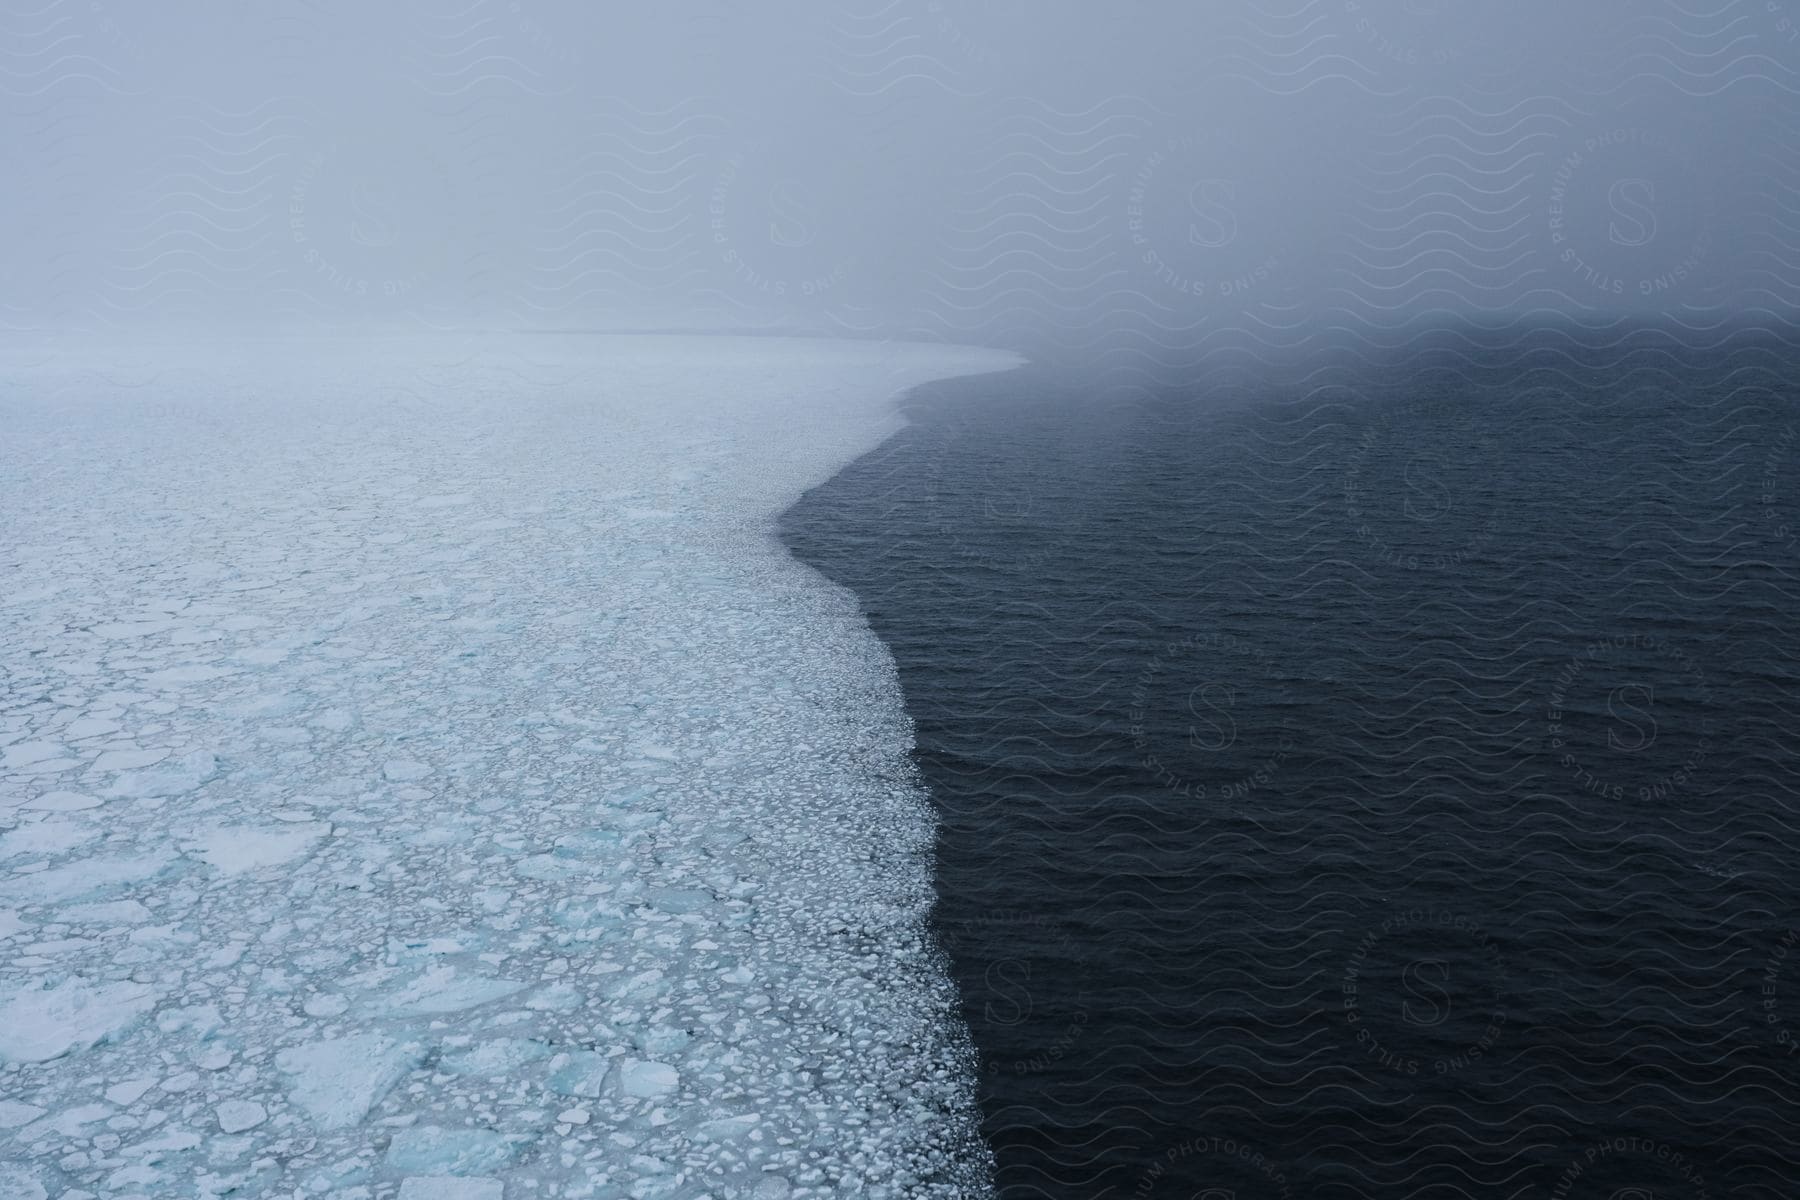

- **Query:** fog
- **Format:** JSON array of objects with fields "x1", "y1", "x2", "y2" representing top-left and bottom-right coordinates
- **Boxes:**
[{"x1": 5, "y1": 0, "x2": 1796, "y2": 356}]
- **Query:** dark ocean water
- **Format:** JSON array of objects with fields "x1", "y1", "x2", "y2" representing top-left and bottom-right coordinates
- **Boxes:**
[{"x1": 780, "y1": 325, "x2": 1800, "y2": 1200}]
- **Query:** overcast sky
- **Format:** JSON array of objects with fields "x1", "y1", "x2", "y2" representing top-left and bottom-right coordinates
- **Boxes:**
[{"x1": 4, "y1": 0, "x2": 1796, "y2": 349}]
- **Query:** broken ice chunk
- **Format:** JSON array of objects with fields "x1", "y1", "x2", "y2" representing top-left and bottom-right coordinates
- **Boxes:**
[
  {"x1": 21, "y1": 791, "x2": 100, "y2": 812},
  {"x1": 441, "y1": 1038, "x2": 552, "y2": 1078},
  {"x1": 2, "y1": 742, "x2": 66, "y2": 769},
  {"x1": 275, "y1": 1034, "x2": 423, "y2": 1130},
  {"x1": 104, "y1": 750, "x2": 219, "y2": 800},
  {"x1": 0, "y1": 1164, "x2": 46, "y2": 1200},
  {"x1": 616, "y1": 1058, "x2": 679, "y2": 1099},
  {"x1": 547, "y1": 1051, "x2": 609, "y2": 1098},
  {"x1": 0, "y1": 853, "x2": 172, "y2": 906},
  {"x1": 0, "y1": 978, "x2": 159, "y2": 1063},
  {"x1": 372, "y1": 967, "x2": 528, "y2": 1016},
  {"x1": 385, "y1": 1125, "x2": 518, "y2": 1175},
  {"x1": 62, "y1": 900, "x2": 152, "y2": 925},
  {"x1": 91, "y1": 748, "x2": 169, "y2": 772},
  {"x1": 0, "y1": 822, "x2": 98, "y2": 858},
  {"x1": 104, "y1": 1079, "x2": 155, "y2": 1106},
  {"x1": 398, "y1": 1179, "x2": 501, "y2": 1200},
  {"x1": 215, "y1": 1100, "x2": 266, "y2": 1133},
  {"x1": 182, "y1": 824, "x2": 329, "y2": 875},
  {"x1": 0, "y1": 1101, "x2": 46, "y2": 1128}
]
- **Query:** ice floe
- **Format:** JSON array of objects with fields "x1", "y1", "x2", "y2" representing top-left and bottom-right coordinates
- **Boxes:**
[
  {"x1": 0, "y1": 334, "x2": 1020, "y2": 1198},
  {"x1": 0, "y1": 978, "x2": 160, "y2": 1064}
]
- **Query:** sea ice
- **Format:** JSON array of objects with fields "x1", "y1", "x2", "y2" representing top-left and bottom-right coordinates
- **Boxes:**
[
  {"x1": 0, "y1": 853, "x2": 171, "y2": 906},
  {"x1": 0, "y1": 978, "x2": 159, "y2": 1063},
  {"x1": 616, "y1": 1058, "x2": 680, "y2": 1099},
  {"x1": 0, "y1": 1164, "x2": 47, "y2": 1200},
  {"x1": 275, "y1": 1034, "x2": 424, "y2": 1129},
  {"x1": 104, "y1": 1079, "x2": 155, "y2": 1106},
  {"x1": 399, "y1": 1179, "x2": 502, "y2": 1200},
  {"x1": 181, "y1": 823, "x2": 330, "y2": 874},
  {"x1": 0, "y1": 822, "x2": 97, "y2": 858},
  {"x1": 20, "y1": 791, "x2": 99, "y2": 812},
  {"x1": 104, "y1": 750, "x2": 219, "y2": 799},
  {"x1": 374, "y1": 966, "x2": 528, "y2": 1015},
  {"x1": 547, "y1": 1051, "x2": 611, "y2": 1098},
  {"x1": 385, "y1": 1125, "x2": 519, "y2": 1175},
  {"x1": 0, "y1": 335, "x2": 1019, "y2": 1199},
  {"x1": 0, "y1": 1101, "x2": 46, "y2": 1128},
  {"x1": 2, "y1": 742, "x2": 66, "y2": 769},
  {"x1": 91, "y1": 747, "x2": 169, "y2": 771},
  {"x1": 441, "y1": 1038, "x2": 553, "y2": 1077},
  {"x1": 215, "y1": 1100, "x2": 267, "y2": 1133},
  {"x1": 60, "y1": 900, "x2": 152, "y2": 925}
]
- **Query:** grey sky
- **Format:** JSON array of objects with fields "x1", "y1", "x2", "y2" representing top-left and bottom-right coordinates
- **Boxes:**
[{"x1": 4, "y1": 0, "x2": 1795, "y2": 348}]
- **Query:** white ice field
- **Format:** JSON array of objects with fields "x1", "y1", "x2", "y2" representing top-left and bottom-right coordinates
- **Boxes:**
[{"x1": 0, "y1": 335, "x2": 1023, "y2": 1200}]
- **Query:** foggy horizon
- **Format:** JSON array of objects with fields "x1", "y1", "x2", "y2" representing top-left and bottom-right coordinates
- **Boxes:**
[{"x1": 7, "y1": 1, "x2": 1797, "y2": 355}]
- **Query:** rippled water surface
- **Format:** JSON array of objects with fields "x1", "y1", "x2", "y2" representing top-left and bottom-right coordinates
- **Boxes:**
[{"x1": 782, "y1": 331, "x2": 1800, "y2": 1199}]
